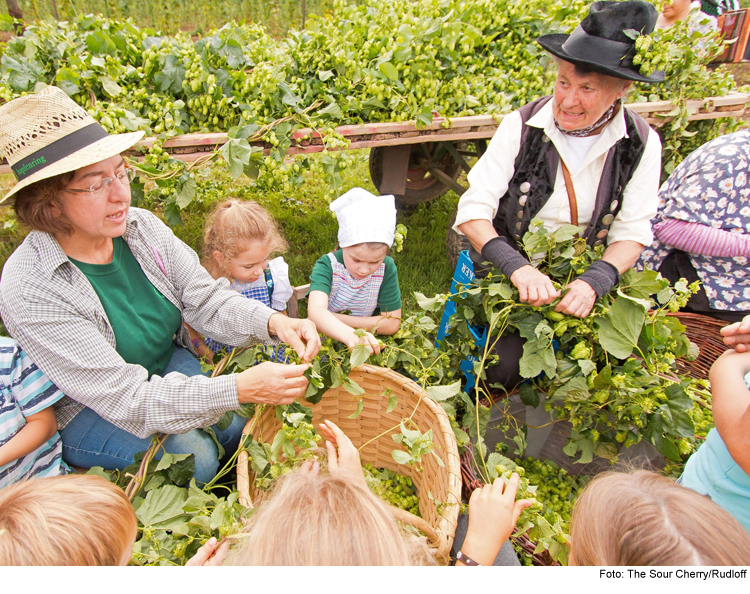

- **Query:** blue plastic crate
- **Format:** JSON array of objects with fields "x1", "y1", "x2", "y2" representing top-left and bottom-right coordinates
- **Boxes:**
[{"x1": 436, "y1": 250, "x2": 487, "y2": 392}]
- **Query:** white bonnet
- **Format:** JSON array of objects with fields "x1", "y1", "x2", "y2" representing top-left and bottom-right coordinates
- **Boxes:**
[{"x1": 330, "y1": 187, "x2": 396, "y2": 248}]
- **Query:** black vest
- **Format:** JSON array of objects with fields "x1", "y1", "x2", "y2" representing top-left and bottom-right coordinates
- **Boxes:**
[{"x1": 493, "y1": 96, "x2": 650, "y2": 249}]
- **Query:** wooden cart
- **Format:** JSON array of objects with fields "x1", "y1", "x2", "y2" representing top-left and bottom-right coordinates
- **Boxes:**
[
  {"x1": 142, "y1": 92, "x2": 750, "y2": 205},
  {"x1": 1, "y1": 92, "x2": 748, "y2": 205}
]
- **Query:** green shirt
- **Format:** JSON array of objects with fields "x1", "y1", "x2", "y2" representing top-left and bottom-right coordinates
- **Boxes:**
[
  {"x1": 70, "y1": 237, "x2": 182, "y2": 378},
  {"x1": 308, "y1": 249, "x2": 402, "y2": 313}
]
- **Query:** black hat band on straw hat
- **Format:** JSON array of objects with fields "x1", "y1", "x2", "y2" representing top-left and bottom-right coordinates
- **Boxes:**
[{"x1": 11, "y1": 122, "x2": 109, "y2": 182}]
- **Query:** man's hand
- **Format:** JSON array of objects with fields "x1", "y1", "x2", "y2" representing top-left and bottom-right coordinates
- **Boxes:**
[
  {"x1": 268, "y1": 314, "x2": 321, "y2": 362},
  {"x1": 236, "y1": 362, "x2": 309, "y2": 405},
  {"x1": 319, "y1": 419, "x2": 367, "y2": 488},
  {"x1": 721, "y1": 315, "x2": 750, "y2": 352},
  {"x1": 555, "y1": 279, "x2": 597, "y2": 318},
  {"x1": 510, "y1": 265, "x2": 561, "y2": 306}
]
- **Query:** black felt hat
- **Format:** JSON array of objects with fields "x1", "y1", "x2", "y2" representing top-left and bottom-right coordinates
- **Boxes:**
[{"x1": 537, "y1": 1, "x2": 665, "y2": 84}]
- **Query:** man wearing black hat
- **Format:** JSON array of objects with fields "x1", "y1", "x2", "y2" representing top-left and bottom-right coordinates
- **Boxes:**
[{"x1": 453, "y1": 1, "x2": 664, "y2": 389}]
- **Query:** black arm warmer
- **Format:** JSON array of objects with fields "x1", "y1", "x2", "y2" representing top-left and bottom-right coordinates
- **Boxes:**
[
  {"x1": 480, "y1": 236, "x2": 531, "y2": 279},
  {"x1": 576, "y1": 259, "x2": 621, "y2": 298}
]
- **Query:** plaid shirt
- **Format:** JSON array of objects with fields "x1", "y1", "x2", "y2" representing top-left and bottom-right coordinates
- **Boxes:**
[{"x1": 0, "y1": 207, "x2": 276, "y2": 438}]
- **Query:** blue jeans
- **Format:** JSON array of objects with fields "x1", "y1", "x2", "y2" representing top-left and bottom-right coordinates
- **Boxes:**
[{"x1": 60, "y1": 346, "x2": 246, "y2": 484}]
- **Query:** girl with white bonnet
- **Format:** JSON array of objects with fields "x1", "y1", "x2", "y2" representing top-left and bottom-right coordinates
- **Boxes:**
[{"x1": 307, "y1": 188, "x2": 401, "y2": 355}]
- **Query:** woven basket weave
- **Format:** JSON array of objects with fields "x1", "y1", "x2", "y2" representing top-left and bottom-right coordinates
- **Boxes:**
[
  {"x1": 667, "y1": 311, "x2": 727, "y2": 381},
  {"x1": 236, "y1": 364, "x2": 462, "y2": 563}
]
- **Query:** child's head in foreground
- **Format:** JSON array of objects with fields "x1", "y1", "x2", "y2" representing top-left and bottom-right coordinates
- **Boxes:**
[
  {"x1": 330, "y1": 188, "x2": 396, "y2": 281},
  {"x1": 228, "y1": 465, "x2": 432, "y2": 566},
  {"x1": 203, "y1": 198, "x2": 288, "y2": 284},
  {"x1": 0, "y1": 474, "x2": 137, "y2": 565},
  {"x1": 569, "y1": 469, "x2": 750, "y2": 566}
]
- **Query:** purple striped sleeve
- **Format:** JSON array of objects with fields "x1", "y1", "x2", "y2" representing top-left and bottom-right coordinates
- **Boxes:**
[{"x1": 654, "y1": 219, "x2": 750, "y2": 258}]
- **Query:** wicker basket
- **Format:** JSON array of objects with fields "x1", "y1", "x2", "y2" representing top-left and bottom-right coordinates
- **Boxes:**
[
  {"x1": 667, "y1": 311, "x2": 727, "y2": 381},
  {"x1": 236, "y1": 364, "x2": 462, "y2": 563}
]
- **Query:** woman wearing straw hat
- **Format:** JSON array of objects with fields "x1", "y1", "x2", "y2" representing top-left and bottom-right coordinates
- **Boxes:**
[
  {"x1": 0, "y1": 86, "x2": 320, "y2": 483},
  {"x1": 453, "y1": 1, "x2": 664, "y2": 392}
]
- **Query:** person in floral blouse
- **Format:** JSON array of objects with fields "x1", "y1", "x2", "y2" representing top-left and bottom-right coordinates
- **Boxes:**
[{"x1": 640, "y1": 129, "x2": 750, "y2": 322}]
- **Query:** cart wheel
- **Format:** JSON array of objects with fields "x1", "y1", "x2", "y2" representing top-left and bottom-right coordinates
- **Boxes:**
[
  {"x1": 369, "y1": 143, "x2": 463, "y2": 206},
  {"x1": 446, "y1": 210, "x2": 471, "y2": 269}
]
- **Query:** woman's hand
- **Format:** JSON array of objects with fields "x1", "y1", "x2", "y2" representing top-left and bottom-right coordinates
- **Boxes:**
[
  {"x1": 236, "y1": 362, "x2": 309, "y2": 405},
  {"x1": 510, "y1": 265, "x2": 561, "y2": 306},
  {"x1": 185, "y1": 537, "x2": 230, "y2": 566},
  {"x1": 721, "y1": 315, "x2": 750, "y2": 352},
  {"x1": 345, "y1": 330, "x2": 382, "y2": 356},
  {"x1": 268, "y1": 314, "x2": 321, "y2": 362},
  {"x1": 319, "y1": 420, "x2": 367, "y2": 488},
  {"x1": 457, "y1": 474, "x2": 532, "y2": 566}
]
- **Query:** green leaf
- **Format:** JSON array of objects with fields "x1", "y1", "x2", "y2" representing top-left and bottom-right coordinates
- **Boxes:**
[
  {"x1": 414, "y1": 292, "x2": 443, "y2": 312},
  {"x1": 318, "y1": 70, "x2": 334, "y2": 81},
  {"x1": 316, "y1": 102, "x2": 343, "y2": 120},
  {"x1": 154, "y1": 54, "x2": 186, "y2": 94},
  {"x1": 379, "y1": 61, "x2": 399, "y2": 80},
  {"x1": 350, "y1": 344, "x2": 371, "y2": 368},
  {"x1": 175, "y1": 176, "x2": 196, "y2": 209},
  {"x1": 348, "y1": 399, "x2": 364, "y2": 419},
  {"x1": 215, "y1": 411, "x2": 234, "y2": 431},
  {"x1": 342, "y1": 377, "x2": 365, "y2": 396},
  {"x1": 426, "y1": 380, "x2": 461, "y2": 402},
  {"x1": 551, "y1": 376, "x2": 590, "y2": 403},
  {"x1": 596, "y1": 298, "x2": 646, "y2": 359},
  {"x1": 391, "y1": 449, "x2": 412, "y2": 465},
  {"x1": 100, "y1": 76, "x2": 123, "y2": 98},
  {"x1": 519, "y1": 335, "x2": 556, "y2": 379},
  {"x1": 86, "y1": 466, "x2": 113, "y2": 481},
  {"x1": 136, "y1": 485, "x2": 188, "y2": 527},
  {"x1": 247, "y1": 442, "x2": 270, "y2": 475},
  {"x1": 220, "y1": 137, "x2": 253, "y2": 179},
  {"x1": 577, "y1": 359, "x2": 597, "y2": 376},
  {"x1": 519, "y1": 382, "x2": 540, "y2": 407},
  {"x1": 386, "y1": 391, "x2": 398, "y2": 413}
]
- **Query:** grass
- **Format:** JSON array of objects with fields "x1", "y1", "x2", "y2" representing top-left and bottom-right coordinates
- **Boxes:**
[
  {"x1": 0, "y1": 149, "x2": 458, "y2": 336},
  {"x1": 1, "y1": 0, "x2": 339, "y2": 37}
]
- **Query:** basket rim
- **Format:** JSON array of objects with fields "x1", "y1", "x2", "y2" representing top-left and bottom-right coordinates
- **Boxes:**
[{"x1": 236, "y1": 364, "x2": 462, "y2": 563}]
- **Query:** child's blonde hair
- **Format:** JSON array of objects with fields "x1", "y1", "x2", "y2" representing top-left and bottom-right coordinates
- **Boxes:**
[
  {"x1": 203, "y1": 199, "x2": 288, "y2": 279},
  {"x1": 228, "y1": 468, "x2": 434, "y2": 566},
  {"x1": 570, "y1": 469, "x2": 750, "y2": 566},
  {"x1": 0, "y1": 474, "x2": 138, "y2": 565}
]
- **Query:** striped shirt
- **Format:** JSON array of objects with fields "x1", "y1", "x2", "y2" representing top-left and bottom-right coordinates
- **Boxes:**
[
  {"x1": 0, "y1": 338, "x2": 69, "y2": 489},
  {"x1": 0, "y1": 207, "x2": 277, "y2": 438}
]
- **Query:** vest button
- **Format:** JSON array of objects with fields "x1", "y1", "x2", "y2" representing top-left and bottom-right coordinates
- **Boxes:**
[
  {"x1": 515, "y1": 222, "x2": 522, "y2": 230},
  {"x1": 517, "y1": 210, "x2": 524, "y2": 219},
  {"x1": 519, "y1": 182, "x2": 531, "y2": 193},
  {"x1": 542, "y1": 135, "x2": 550, "y2": 143},
  {"x1": 594, "y1": 240, "x2": 603, "y2": 246},
  {"x1": 596, "y1": 229, "x2": 608, "y2": 239},
  {"x1": 601, "y1": 214, "x2": 615, "y2": 225},
  {"x1": 609, "y1": 200, "x2": 619, "y2": 211},
  {"x1": 518, "y1": 194, "x2": 528, "y2": 206}
]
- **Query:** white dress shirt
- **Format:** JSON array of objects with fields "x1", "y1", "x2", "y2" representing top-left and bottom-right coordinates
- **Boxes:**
[{"x1": 454, "y1": 98, "x2": 662, "y2": 247}]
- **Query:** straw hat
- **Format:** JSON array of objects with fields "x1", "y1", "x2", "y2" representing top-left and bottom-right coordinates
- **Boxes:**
[{"x1": 0, "y1": 86, "x2": 144, "y2": 205}]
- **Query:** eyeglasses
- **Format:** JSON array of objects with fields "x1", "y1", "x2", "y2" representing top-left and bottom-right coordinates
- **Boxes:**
[{"x1": 65, "y1": 167, "x2": 136, "y2": 199}]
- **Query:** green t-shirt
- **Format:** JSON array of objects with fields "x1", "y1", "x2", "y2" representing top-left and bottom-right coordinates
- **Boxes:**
[
  {"x1": 70, "y1": 237, "x2": 182, "y2": 378},
  {"x1": 308, "y1": 249, "x2": 401, "y2": 313}
]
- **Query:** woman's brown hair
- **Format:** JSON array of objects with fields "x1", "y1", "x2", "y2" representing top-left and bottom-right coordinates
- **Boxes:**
[
  {"x1": 0, "y1": 474, "x2": 137, "y2": 565},
  {"x1": 228, "y1": 468, "x2": 434, "y2": 566},
  {"x1": 202, "y1": 199, "x2": 288, "y2": 280},
  {"x1": 13, "y1": 171, "x2": 76, "y2": 235},
  {"x1": 570, "y1": 469, "x2": 750, "y2": 566}
]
